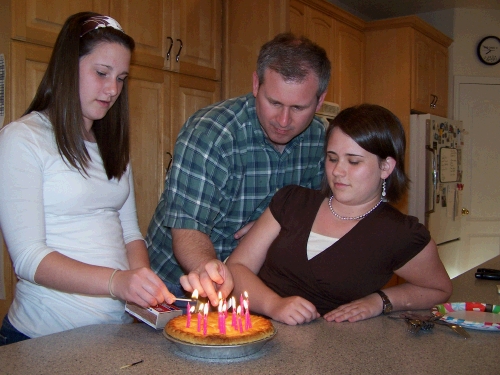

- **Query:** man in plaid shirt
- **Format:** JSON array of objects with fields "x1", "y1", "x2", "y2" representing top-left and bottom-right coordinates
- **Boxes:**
[{"x1": 146, "y1": 33, "x2": 331, "y2": 307}]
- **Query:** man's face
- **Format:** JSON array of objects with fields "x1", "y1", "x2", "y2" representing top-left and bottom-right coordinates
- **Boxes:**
[{"x1": 253, "y1": 69, "x2": 326, "y2": 152}]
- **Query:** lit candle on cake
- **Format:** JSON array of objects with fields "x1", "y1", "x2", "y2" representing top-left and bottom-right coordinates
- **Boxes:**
[
  {"x1": 243, "y1": 299, "x2": 250, "y2": 330},
  {"x1": 203, "y1": 303, "x2": 209, "y2": 336},
  {"x1": 218, "y1": 301, "x2": 223, "y2": 334},
  {"x1": 222, "y1": 301, "x2": 227, "y2": 334},
  {"x1": 230, "y1": 296, "x2": 237, "y2": 329},
  {"x1": 218, "y1": 296, "x2": 223, "y2": 332},
  {"x1": 244, "y1": 291, "x2": 252, "y2": 328},
  {"x1": 244, "y1": 291, "x2": 249, "y2": 310},
  {"x1": 237, "y1": 305, "x2": 243, "y2": 333},
  {"x1": 197, "y1": 303, "x2": 204, "y2": 332},
  {"x1": 186, "y1": 302, "x2": 191, "y2": 328}
]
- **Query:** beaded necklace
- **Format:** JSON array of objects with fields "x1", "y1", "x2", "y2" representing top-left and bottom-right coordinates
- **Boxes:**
[{"x1": 328, "y1": 196, "x2": 383, "y2": 221}]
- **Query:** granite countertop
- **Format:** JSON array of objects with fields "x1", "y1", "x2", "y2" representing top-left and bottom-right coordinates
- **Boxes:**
[{"x1": 1, "y1": 256, "x2": 499, "y2": 375}]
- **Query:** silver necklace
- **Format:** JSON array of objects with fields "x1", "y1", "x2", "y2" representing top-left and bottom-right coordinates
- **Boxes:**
[{"x1": 328, "y1": 196, "x2": 383, "y2": 221}]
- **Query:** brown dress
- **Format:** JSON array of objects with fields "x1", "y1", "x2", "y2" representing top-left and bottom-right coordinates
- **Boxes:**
[{"x1": 258, "y1": 185, "x2": 431, "y2": 315}]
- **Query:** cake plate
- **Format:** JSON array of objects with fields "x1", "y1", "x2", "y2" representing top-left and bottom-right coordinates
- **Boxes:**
[{"x1": 163, "y1": 327, "x2": 277, "y2": 360}]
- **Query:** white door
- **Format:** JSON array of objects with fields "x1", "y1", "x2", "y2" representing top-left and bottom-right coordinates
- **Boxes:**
[{"x1": 447, "y1": 77, "x2": 500, "y2": 276}]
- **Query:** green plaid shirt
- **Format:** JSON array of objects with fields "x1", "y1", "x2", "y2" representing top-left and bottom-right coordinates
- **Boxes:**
[{"x1": 146, "y1": 93, "x2": 325, "y2": 289}]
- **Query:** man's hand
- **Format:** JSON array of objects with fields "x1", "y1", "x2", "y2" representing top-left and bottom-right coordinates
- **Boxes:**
[
  {"x1": 179, "y1": 259, "x2": 234, "y2": 306},
  {"x1": 234, "y1": 221, "x2": 256, "y2": 240}
]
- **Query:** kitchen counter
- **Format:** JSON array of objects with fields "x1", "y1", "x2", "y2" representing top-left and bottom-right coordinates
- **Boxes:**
[{"x1": 1, "y1": 256, "x2": 499, "y2": 375}]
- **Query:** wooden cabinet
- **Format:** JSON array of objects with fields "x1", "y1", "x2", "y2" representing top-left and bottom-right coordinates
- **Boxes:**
[
  {"x1": 110, "y1": 0, "x2": 221, "y2": 80},
  {"x1": 11, "y1": 0, "x2": 109, "y2": 46},
  {"x1": 128, "y1": 69, "x2": 220, "y2": 234},
  {"x1": 12, "y1": 0, "x2": 221, "y2": 80},
  {"x1": 127, "y1": 66, "x2": 170, "y2": 235},
  {"x1": 335, "y1": 21, "x2": 365, "y2": 110},
  {"x1": 222, "y1": 0, "x2": 288, "y2": 98},
  {"x1": 223, "y1": 0, "x2": 364, "y2": 107},
  {"x1": 289, "y1": 0, "x2": 365, "y2": 107},
  {"x1": 412, "y1": 31, "x2": 449, "y2": 116},
  {"x1": 290, "y1": 0, "x2": 336, "y2": 103}
]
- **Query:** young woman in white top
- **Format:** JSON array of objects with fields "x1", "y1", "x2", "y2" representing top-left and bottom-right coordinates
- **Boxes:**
[{"x1": 0, "y1": 12, "x2": 174, "y2": 345}]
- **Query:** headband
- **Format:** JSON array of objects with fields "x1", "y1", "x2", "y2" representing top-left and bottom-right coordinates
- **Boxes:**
[{"x1": 80, "y1": 15, "x2": 124, "y2": 37}]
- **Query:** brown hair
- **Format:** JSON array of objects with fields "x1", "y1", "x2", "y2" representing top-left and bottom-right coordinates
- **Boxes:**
[
  {"x1": 320, "y1": 104, "x2": 409, "y2": 203},
  {"x1": 256, "y1": 33, "x2": 331, "y2": 99},
  {"x1": 25, "y1": 12, "x2": 135, "y2": 179}
]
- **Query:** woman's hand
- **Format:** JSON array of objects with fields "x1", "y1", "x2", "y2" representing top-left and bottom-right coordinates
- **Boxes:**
[
  {"x1": 110, "y1": 267, "x2": 175, "y2": 308},
  {"x1": 323, "y1": 293, "x2": 382, "y2": 323},
  {"x1": 179, "y1": 259, "x2": 234, "y2": 306},
  {"x1": 268, "y1": 296, "x2": 320, "y2": 325}
]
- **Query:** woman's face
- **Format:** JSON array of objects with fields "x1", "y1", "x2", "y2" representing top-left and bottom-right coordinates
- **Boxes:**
[
  {"x1": 79, "y1": 42, "x2": 131, "y2": 129},
  {"x1": 325, "y1": 127, "x2": 391, "y2": 206}
]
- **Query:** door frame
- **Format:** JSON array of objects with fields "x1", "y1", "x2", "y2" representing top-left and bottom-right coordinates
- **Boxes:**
[{"x1": 451, "y1": 75, "x2": 500, "y2": 276}]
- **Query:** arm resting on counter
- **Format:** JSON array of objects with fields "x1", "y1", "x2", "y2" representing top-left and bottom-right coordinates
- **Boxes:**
[{"x1": 324, "y1": 239, "x2": 453, "y2": 322}]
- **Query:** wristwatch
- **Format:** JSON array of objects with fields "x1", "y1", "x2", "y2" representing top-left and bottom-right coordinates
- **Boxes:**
[{"x1": 375, "y1": 290, "x2": 393, "y2": 314}]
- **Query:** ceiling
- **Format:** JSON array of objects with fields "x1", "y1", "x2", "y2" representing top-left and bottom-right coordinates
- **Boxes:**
[{"x1": 329, "y1": 0, "x2": 500, "y2": 20}]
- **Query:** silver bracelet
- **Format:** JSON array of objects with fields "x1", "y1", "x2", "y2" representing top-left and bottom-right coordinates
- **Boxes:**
[{"x1": 108, "y1": 269, "x2": 119, "y2": 298}]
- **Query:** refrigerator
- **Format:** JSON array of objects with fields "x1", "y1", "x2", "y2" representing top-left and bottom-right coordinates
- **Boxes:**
[{"x1": 408, "y1": 114, "x2": 464, "y2": 246}]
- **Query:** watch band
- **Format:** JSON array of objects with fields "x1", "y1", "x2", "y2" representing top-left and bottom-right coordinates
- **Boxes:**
[{"x1": 375, "y1": 290, "x2": 393, "y2": 314}]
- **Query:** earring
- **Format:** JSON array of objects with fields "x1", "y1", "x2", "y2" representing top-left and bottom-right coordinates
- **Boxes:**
[{"x1": 382, "y1": 179, "x2": 387, "y2": 198}]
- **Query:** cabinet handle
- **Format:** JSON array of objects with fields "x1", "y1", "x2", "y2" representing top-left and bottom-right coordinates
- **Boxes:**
[
  {"x1": 430, "y1": 94, "x2": 437, "y2": 109},
  {"x1": 166, "y1": 37, "x2": 173, "y2": 61},
  {"x1": 165, "y1": 151, "x2": 173, "y2": 176},
  {"x1": 175, "y1": 39, "x2": 183, "y2": 62}
]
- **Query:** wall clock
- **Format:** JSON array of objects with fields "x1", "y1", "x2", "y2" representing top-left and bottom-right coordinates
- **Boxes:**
[{"x1": 477, "y1": 36, "x2": 500, "y2": 65}]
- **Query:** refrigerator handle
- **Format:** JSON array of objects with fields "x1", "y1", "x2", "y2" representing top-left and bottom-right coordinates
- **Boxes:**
[{"x1": 425, "y1": 145, "x2": 436, "y2": 214}]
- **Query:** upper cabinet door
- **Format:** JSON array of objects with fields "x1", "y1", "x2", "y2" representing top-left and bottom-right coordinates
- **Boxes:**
[
  {"x1": 289, "y1": 0, "x2": 336, "y2": 103},
  {"x1": 412, "y1": 32, "x2": 433, "y2": 114},
  {"x1": 111, "y1": 0, "x2": 221, "y2": 80},
  {"x1": 411, "y1": 30, "x2": 449, "y2": 117},
  {"x1": 110, "y1": 0, "x2": 169, "y2": 71},
  {"x1": 431, "y1": 44, "x2": 448, "y2": 117},
  {"x1": 172, "y1": 0, "x2": 222, "y2": 80},
  {"x1": 12, "y1": 0, "x2": 109, "y2": 46},
  {"x1": 335, "y1": 22, "x2": 364, "y2": 109}
]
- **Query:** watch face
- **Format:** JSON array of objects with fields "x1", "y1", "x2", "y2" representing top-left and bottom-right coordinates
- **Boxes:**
[{"x1": 477, "y1": 36, "x2": 500, "y2": 65}]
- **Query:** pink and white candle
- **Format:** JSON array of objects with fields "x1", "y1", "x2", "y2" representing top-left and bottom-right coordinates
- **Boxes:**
[
  {"x1": 197, "y1": 303, "x2": 204, "y2": 332},
  {"x1": 203, "y1": 303, "x2": 209, "y2": 336},
  {"x1": 231, "y1": 296, "x2": 237, "y2": 329},
  {"x1": 237, "y1": 305, "x2": 244, "y2": 333}
]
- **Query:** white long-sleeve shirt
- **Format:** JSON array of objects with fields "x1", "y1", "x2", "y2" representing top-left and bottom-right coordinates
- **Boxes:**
[{"x1": 0, "y1": 112, "x2": 142, "y2": 337}]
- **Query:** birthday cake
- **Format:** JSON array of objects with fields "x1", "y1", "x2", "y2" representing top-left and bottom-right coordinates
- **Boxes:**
[{"x1": 164, "y1": 312, "x2": 275, "y2": 346}]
